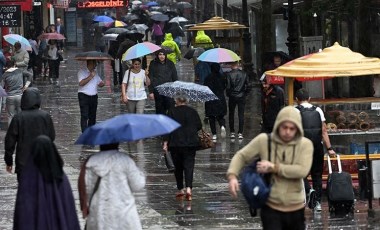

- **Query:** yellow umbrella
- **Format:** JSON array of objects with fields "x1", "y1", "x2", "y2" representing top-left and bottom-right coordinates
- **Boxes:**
[
  {"x1": 187, "y1": 16, "x2": 247, "y2": 31},
  {"x1": 105, "y1": 20, "x2": 127, "y2": 28},
  {"x1": 265, "y1": 42, "x2": 380, "y2": 104}
]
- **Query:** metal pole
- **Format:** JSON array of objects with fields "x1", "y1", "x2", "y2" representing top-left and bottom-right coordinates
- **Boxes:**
[
  {"x1": 241, "y1": 0, "x2": 254, "y2": 80},
  {"x1": 365, "y1": 142, "x2": 373, "y2": 211},
  {"x1": 286, "y1": 0, "x2": 298, "y2": 58}
]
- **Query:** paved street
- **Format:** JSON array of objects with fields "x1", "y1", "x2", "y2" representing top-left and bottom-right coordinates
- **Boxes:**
[{"x1": 0, "y1": 47, "x2": 379, "y2": 229}]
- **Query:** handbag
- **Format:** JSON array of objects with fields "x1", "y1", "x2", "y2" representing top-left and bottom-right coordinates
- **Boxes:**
[
  {"x1": 163, "y1": 150, "x2": 175, "y2": 173},
  {"x1": 198, "y1": 129, "x2": 214, "y2": 150},
  {"x1": 120, "y1": 69, "x2": 131, "y2": 103},
  {"x1": 240, "y1": 133, "x2": 272, "y2": 215}
]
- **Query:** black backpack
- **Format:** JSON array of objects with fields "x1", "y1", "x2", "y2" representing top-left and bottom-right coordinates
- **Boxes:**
[{"x1": 296, "y1": 105, "x2": 322, "y2": 146}]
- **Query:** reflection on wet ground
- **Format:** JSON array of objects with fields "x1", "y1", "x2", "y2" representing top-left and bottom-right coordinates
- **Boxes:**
[{"x1": 0, "y1": 48, "x2": 379, "y2": 229}]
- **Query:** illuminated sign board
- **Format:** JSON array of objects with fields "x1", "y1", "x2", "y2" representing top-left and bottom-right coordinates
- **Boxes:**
[
  {"x1": 77, "y1": 0, "x2": 126, "y2": 8},
  {"x1": 0, "y1": 5, "x2": 21, "y2": 27}
]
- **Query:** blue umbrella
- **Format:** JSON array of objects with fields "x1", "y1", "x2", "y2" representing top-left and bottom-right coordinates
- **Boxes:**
[
  {"x1": 146, "y1": 1, "x2": 159, "y2": 7},
  {"x1": 93, "y1": 15, "x2": 114, "y2": 23},
  {"x1": 75, "y1": 114, "x2": 181, "y2": 145}
]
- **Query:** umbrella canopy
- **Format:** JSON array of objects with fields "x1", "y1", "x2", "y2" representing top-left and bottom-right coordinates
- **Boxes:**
[
  {"x1": 197, "y1": 48, "x2": 240, "y2": 63},
  {"x1": 265, "y1": 42, "x2": 380, "y2": 78},
  {"x1": 150, "y1": 11, "x2": 162, "y2": 15},
  {"x1": 74, "y1": 51, "x2": 113, "y2": 61},
  {"x1": 146, "y1": 1, "x2": 159, "y2": 7},
  {"x1": 105, "y1": 20, "x2": 127, "y2": 27},
  {"x1": 265, "y1": 42, "x2": 380, "y2": 104},
  {"x1": 37, "y1": 33, "x2": 66, "y2": 40},
  {"x1": 93, "y1": 15, "x2": 114, "y2": 23},
  {"x1": 3, "y1": 34, "x2": 32, "y2": 51},
  {"x1": 183, "y1": 47, "x2": 205, "y2": 59},
  {"x1": 151, "y1": 14, "x2": 169, "y2": 22},
  {"x1": 117, "y1": 30, "x2": 145, "y2": 42},
  {"x1": 176, "y1": 1, "x2": 192, "y2": 9},
  {"x1": 102, "y1": 33, "x2": 119, "y2": 41},
  {"x1": 123, "y1": 14, "x2": 140, "y2": 22},
  {"x1": 132, "y1": 0, "x2": 142, "y2": 4},
  {"x1": 122, "y1": 42, "x2": 161, "y2": 61},
  {"x1": 105, "y1": 27, "x2": 129, "y2": 34},
  {"x1": 127, "y1": 24, "x2": 148, "y2": 34},
  {"x1": 169, "y1": 16, "x2": 188, "y2": 23},
  {"x1": 156, "y1": 81, "x2": 219, "y2": 102},
  {"x1": 187, "y1": 16, "x2": 247, "y2": 31},
  {"x1": 75, "y1": 114, "x2": 181, "y2": 145}
]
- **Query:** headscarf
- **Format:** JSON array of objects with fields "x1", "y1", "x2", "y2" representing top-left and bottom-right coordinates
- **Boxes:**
[{"x1": 30, "y1": 135, "x2": 64, "y2": 182}]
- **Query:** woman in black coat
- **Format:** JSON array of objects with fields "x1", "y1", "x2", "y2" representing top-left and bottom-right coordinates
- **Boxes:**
[
  {"x1": 204, "y1": 63, "x2": 227, "y2": 140},
  {"x1": 163, "y1": 94, "x2": 202, "y2": 201}
]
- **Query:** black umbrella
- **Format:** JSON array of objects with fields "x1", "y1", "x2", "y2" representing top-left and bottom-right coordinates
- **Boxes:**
[
  {"x1": 161, "y1": 46, "x2": 174, "y2": 54},
  {"x1": 151, "y1": 14, "x2": 169, "y2": 22},
  {"x1": 105, "y1": 28, "x2": 129, "y2": 34},
  {"x1": 74, "y1": 51, "x2": 113, "y2": 61},
  {"x1": 123, "y1": 14, "x2": 140, "y2": 22},
  {"x1": 176, "y1": 1, "x2": 192, "y2": 9},
  {"x1": 117, "y1": 30, "x2": 145, "y2": 42},
  {"x1": 183, "y1": 47, "x2": 205, "y2": 60}
]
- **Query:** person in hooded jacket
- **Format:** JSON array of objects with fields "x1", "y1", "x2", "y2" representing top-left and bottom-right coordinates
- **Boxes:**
[
  {"x1": 13, "y1": 135, "x2": 80, "y2": 230},
  {"x1": 4, "y1": 87, "x2": 56, "y2": 181},
  {"x1": 227, "y1": 106, "x2": 313, "y2": 229},
  {"x1": 195, "y1": 30, "x2": 214, "y2": 50},
  {"x1": 148, "y1": 49, "x2": 178, "y2": 115},
  {"x1": 79, "y1": 143, "x2": 145, "y2": 230},
  {"x1": 168, "y1": 22, "x2": 185, "y2": 49},
  {"x1": 161, "y1": 33, "x2": 181, "y2": 64}
]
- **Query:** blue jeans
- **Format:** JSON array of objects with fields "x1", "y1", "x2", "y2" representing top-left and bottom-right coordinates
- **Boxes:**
[
  {"x1": 228, "y1": 96, "x2": 246, "y2": 134},
  {"x1": 6, "y1": 94, "x2": 22, "y2": 125},
  {"x1": 78, "y1": 93, "x2": 98, "y2": 133}
]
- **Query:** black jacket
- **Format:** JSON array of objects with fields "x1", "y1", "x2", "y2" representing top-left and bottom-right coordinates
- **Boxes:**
[
  {"x1": 226, "y1": 68, "x2": 251, "y2": 98},
  {"x1": 148, "y1": 57, "x2": 178, "y2": 93},
  {"x1": 4, "y1": 88, "x2": 55, "y2": 173},
  {"x1": 204, "y1": 71, "x2": 227, "y2": 117},
  {"x1": 261, "y1": 85, "x2": 284, "y2": 132},
  {"x1": 166, "y1": 105, "x2": 202, "y2": 148}
]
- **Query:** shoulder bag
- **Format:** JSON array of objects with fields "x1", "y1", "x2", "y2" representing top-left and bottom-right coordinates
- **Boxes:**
[
  {"x1": 198, "y1": 129, "x2": 214, "y2": 150},
  {"x1": 240, "y1": 133, "x2": 272, "y2": 216}
]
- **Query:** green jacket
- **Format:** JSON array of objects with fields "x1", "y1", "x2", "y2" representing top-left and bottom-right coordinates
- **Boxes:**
[
  {"x1": 161, "y1": 33, "x2": 181, "y2": 64},
  {"x1": 195, "y1": 31, "x2": 214, "y2": 49},
  {"x1": 227, "y1": 106, "x2": 313, "y2": 212}
]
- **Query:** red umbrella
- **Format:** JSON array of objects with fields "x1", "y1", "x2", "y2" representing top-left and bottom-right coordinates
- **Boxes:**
[{"x1": 37, "y1": 33, "x2": 66, "y2": 40}]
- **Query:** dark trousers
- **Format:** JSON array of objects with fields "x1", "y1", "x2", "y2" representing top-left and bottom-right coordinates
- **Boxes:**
[
  {"x1": 78, "y1": 93, "x2": 98, "y2": 133},
  {"x1": 48, "y1": 59, "x2": 60, "y2": 79},
  {"x1": 260, "y1": 205, "x2": 305, "y2": 230},
  {"x1": 155, "y1": 35, "x2": 164, "y2": 45},
  {"x1": 304, "y1": 143, "x2": 324, "y2": 202},
  {"x1": 228, "y1": 96, "x2": 245, "y2": 133},
  {"x1": 209, "y1": 115, "x2": 225, "y2": 135},
  {"x1": 153, "y1": 90, "x2": 174, "y2": 115},
  {"x1": 170, "y1": 147, "x2": 196, "y2": 190},
  {"x1": 111, "y1": 60, "x2": 123, "y2": 86}
]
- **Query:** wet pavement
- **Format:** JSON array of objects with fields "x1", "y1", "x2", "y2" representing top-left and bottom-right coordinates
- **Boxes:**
[{"x1": 0, "y1": 47, "x2": 379, "y2": 229}]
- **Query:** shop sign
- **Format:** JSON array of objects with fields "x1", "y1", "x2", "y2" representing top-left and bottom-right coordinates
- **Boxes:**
[
  {"x1": 77, "y1": 0, "x2": 126, "y2": 8},
  {"x1": 371, "y1": 102, "x2": 380, "y2": 110},
  {"x1": 0, "y1": 0, "x2": 33, "y2": 11},
  {"x1": 0, "y1": 5, "x2": 21, "y2": 27}
]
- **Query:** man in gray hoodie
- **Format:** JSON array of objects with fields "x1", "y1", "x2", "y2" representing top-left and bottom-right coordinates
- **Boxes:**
[{"x1": 11, "y1": 42, "x2": 29, "y2": 70}]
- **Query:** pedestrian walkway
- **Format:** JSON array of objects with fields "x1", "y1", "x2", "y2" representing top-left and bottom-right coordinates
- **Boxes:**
[{"x1": 0, "y1": 47, "x2": 379, "y2": 229}]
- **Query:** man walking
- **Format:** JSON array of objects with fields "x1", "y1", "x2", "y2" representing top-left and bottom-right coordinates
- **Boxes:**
[
  {"x1": 226, "y1": 61, "x2": 251, "y2": 139},
  {"x1": 148, "y1": 49, "x2": 178, "y2": 115},
  {"x1": 77, "y1": 60, "x2": 104, "y2": 133},
  {"x1": 4, "y1": 87, "x2": 56, "y2": 181},
  {"x1": 11, "y1": 42, "x2": 29, "y2": 71},
  {"x1": 260, "y1": 75, "x2": 285, "y2": 133},
  {"x1": 227, "y1": 106, "x2": 313, "y2": 229},
  {"x1": 295, "y1": 88, "x2": 336, "y2": 212}
]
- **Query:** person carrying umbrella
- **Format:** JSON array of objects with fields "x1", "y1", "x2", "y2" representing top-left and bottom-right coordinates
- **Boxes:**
[
  {"x1": 11, "y1": 42, "x2": 29, "y2": 71},
  {"x1": 77, "y1": 60, "x2": 105, "y2": 133},
  {"x1": 195, "y1": 31, "x2": 214, "y2": 50},
  {"x1": 148, "y1": 49, "x2": 178, "y2": 115},
  {"x1": 151, "y1": 21, "x2": 164, "y2": 45},
  {"x1": 168, "y1": 22, "x2": 185, "y2": 49},
  {"x1": 161, "y1": 33, "x2": 181, "y2": 64}
]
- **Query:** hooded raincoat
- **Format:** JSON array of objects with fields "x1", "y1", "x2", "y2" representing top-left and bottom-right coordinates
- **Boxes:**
[
  {"x1": 84, "y1": 150, "x2": 146, "y2": 230},
  {"x1": 4, "y1": 87, "x2": 56, "y2": 174},
  {"x1": 227, "y1": 106, "x2": 313, "y2": 212},
  {"x1": 195, "y1": 31, "x2": 214, "y2": 49},
  {"x1": 161, "y1": 33, "x2": 181, "y2": 64}
]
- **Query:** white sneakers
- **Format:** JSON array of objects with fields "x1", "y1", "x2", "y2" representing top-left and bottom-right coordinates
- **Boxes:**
[
  {"x1": 221, "y1": 126, "x2": 226, "y2": 138},
  {"x1": 212, "y1": 135, "x2": 217, "y2": 140},
  {"x1": 230, "y1": 132, "x2": 235, "y2": 138},
  {"x1": 314, "y1": 202, "x2": 322, "y2": 212},
  {"x1": 238, "y1": 133, "x2": 243, "y2": 139}
]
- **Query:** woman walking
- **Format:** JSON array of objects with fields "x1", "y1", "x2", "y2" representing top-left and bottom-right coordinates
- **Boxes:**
[
  {"x1": 204, "y1": 63, "x2": 227, "y2": 140},
  {"x1": 121, "y1": 58, "x2": 150, "y2": 113},
  {"x1": 163, "y1": 94, "x2": 202, "y2": 201}
]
